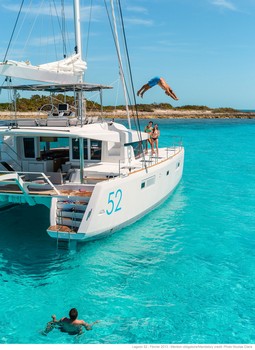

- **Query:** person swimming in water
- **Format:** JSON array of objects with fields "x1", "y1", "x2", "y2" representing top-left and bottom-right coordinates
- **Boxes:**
[
  {"x1": 137, "y1": 76, "x2": 179, "y2": 100},
  {"x1": 42, "y1": 308, "x2": 99, "y2": 335}
]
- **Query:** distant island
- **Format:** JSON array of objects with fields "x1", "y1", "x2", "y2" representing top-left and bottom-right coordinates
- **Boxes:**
[{"x1": 0, "y1": 94, "x2": 254, "y2": 119}]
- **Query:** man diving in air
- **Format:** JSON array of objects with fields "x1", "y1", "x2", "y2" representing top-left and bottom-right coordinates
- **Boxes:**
[{"x1": 137, "y1": 77, "x2": 179, "y2": 100}]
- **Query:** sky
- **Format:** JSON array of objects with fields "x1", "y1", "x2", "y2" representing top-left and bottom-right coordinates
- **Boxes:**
[{"x1": 0, "y1": 0, "x2": 255, "y2": 109}]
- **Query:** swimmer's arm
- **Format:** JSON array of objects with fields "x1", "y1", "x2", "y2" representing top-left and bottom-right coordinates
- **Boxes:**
[
  {"x1": 51, "y1": 315, "x2": 62, "y2": 324},
  {"x1": 42, "y1": 316, "x2": 60, "y2": 335},
  {"x1": 82, "y1": 320, "x2": 99, "y2": 331}
]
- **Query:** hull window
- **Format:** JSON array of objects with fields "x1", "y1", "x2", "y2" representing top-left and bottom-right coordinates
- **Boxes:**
[{"x1": 141, "y1": 175, "x2": 156, "y2": 189}]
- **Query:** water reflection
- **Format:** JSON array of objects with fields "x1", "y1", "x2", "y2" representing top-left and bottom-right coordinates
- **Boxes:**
[
  {"x1": 0, "y1": 184, "x2": 187, "y2": 287},
  {"x1": 0, "y1": 204, "x2": 71, "y2": 285}
]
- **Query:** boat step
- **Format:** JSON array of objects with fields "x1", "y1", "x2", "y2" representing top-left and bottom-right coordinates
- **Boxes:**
[
  {"x1": 57, "y1": 202, "x2": 87, "y2": 211},
  {"x1": 56, "y1": 217, "x2": 81, "y2": 227},
  {"x1": 57, "y1": 239, "x2": 72, "y2": 250},
  {"x1": 57, "y1": 210, "x2": 84, "y2": 220},
  {"x1": 48, "y1": 225, "x2": 76, "y2": 233},
  {"x1": 60, "y1": 189, "x2": 92, "y2": 198}
]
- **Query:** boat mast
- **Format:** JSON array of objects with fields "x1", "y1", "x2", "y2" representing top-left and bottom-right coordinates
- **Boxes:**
[
  {"x1": 110, "y1": 0, "x2": 131, "y2": 129},
  {"x1": 73, "y1": 0, "x2": 84, "y2": 183},
  {"x1": 73, "y1": 0, "x2": 84, "y2": 117},
  {"x1": 73, "y1": 0, "x2": 82, "y2": 65}
]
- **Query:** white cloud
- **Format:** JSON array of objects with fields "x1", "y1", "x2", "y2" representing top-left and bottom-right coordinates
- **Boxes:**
[
  {"x1": 29, "y1": 33, "x2": 74, "y2": 47},
  {"x1": 2, "y1": 2, "x2": 103, "y2": 21},
  {"x1": 211, "y1": 0, "x2": 237, "y2": 11},
  {"x1": 126, "y1": 6, "x2": 148, "y2": 14},
  {"x1": 125, "y1": 18, "x2": 153, "y2": 26}
]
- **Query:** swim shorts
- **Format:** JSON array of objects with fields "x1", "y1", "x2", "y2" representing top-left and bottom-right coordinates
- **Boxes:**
[{"x1": 148, "y1": 77, "x2": 160, "y2": 87}]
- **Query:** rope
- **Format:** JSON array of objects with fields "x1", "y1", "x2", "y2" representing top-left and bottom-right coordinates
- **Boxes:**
[
  {"x1": 3, "y1": 0, "x2": 25, "y2": 62},
  {"x1": 85, "y1": 0, "x2": 93, "y2": 61},
  {"x1": 103, "y1": 0, "x2": 132, "y2": 107},
  {"x1": 116, "y1": 0, "x2": 147, "y2": 168},
  {"x1": 61, "y1": 0, "x2": 67, "y2": 57},
  {"x1": 116, "y1": 0, "x2": 140, "y2": 127}
]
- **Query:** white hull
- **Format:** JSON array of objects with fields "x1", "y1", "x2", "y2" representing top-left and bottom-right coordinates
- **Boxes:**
[
  {"x1": 0, "y1": 1, "x2": 184, "y2": 248},
  {"x1": 47, "y1": 148, "x2": 184, "y2": 242},
  {"x1": 0, "y1": 115, "x2": 184, "y2": 247}
]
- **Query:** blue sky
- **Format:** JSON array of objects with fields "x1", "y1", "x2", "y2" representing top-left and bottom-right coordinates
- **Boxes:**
[{"x1": 0, "y1": 0, "x2": 255, "y2": 109}]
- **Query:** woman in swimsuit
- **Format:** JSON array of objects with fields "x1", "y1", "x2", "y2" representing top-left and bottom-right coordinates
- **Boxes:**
[
  {"x1": 144, "y1": 121, "x2": 153, "y2": 153},
  {"x1": 150, "y1": 124, "x2": 160, "y2": 156}
]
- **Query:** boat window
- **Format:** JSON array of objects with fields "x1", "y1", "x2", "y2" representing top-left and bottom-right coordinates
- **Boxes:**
[
  {"x1": 39, "y1": 137, "x2": 69, "y2": 160},
  {"x1": 125, "y1": 140, "x2": 146, "y2": 158},
  {"x1": 91, "y1": 140, "x2": 102, "y2": 160},
  {"x1": 141, "y1": 175, "x2": 156, "y2": 189},
  {"x1": 23, "y1": 138, "x2": 35, "y2": 158},
  {"x1": 72, "y1": 138, "x2": 88, "y2": 160}
]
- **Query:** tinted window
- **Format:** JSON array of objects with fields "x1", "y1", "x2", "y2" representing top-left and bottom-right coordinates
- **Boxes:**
[
  {"x1": 72, "y1": 139, "x2": 88, "y2": 160},
  {"x1": 23, "y1": 138, "x2": 35, "y2": 158}
]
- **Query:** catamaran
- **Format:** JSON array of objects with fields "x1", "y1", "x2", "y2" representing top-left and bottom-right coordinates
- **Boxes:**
[{"x1": 0, "y1": 0, "x2": 184, "y2": 248}]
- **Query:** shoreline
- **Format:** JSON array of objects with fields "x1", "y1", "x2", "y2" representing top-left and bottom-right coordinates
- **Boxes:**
[{"x1": 0, "y1": 110, "x2": 255, "y2": 120}]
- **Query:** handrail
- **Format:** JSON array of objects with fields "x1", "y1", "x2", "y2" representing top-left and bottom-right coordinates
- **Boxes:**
[
  {"x1": 0, "y1": 151, "x2": 22, "y2": 170},
  {"x1": 0, "y1": 170, "x2": 60, "y2": 195},
  {"x1": 0, "y1": 141, "x2": 23, "y2": 170}
]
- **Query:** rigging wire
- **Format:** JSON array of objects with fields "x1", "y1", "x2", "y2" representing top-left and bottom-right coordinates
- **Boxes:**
[
  {"x1": 103, "y1": 1, "x2": 133, "y2": 118},
  {"x1": 104, "y1": 0, "x2": 147, "y2": 169},
  {"x1": 23, "y1": 0, "x2": 45, "y2": 60},
  {"x1": 3, "y1": 0, "x2": 25, "y2": 62},
  {"x1": 116, "y1": 0, "x2": 141, "y2": 129},
  {"x1": 61, "y1": 0, "x2": 67, "y2": 57},
  {"x1": 52, "y1": 0, "x2": 68, "y2": 59},
  {"x1": 109, "y1": 0, "x2": 131, "y2": 128},
  {"x1": 103, "y1": 0, "x2": 131, "y2": 104},
  {"x1": 85, "y1": 0, "x2": 93, "y2": 61},
  {"x1": 115, "y1": 0, "x2": 146, "y2": 165},
  {"x1": 48, "y1": 1, "x2": 58, "y2": 59}
]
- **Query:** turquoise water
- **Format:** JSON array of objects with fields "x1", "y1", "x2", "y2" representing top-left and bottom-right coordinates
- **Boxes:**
[{"x1": 0, "y1": 119, "x2": 255, "y2": 344}]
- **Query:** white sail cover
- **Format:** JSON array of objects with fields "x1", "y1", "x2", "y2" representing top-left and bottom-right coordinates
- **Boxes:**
[{"x1": 0, "y1": 54, "x2": 87, "y2": 84}]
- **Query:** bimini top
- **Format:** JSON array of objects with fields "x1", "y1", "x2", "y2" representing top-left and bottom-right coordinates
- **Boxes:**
[{"x1": 0, "y1": 82, "x2": 112, "y2": 93}]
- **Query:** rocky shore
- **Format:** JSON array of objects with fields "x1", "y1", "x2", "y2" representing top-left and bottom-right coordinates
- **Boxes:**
[
  {"x1": 110, "y1": 109, "x2": 255, "y2": 119},
  {"x1": 0, "y1": 109, "x2": 255, "y2": 120}
]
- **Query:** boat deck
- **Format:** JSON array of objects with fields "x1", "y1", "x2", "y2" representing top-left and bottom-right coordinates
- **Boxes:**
[
  {"x1": 0, "y1": 184, "x2": 92, "y2": 197},
  {"x1": 48, "y1": 225, "x2": 76, "y2": 233}
]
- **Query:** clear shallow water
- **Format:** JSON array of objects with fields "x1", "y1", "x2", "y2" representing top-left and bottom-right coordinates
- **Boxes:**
[{"x1": 0, "y1": 119, "x2": 255, "y2": 344}]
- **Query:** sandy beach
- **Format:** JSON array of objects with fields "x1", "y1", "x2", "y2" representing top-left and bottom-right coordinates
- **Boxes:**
[{"x1": 0, "y1": 109, "x2": 255, "y2": 120}]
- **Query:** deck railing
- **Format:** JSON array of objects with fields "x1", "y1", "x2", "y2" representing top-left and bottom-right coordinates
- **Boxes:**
[
  {"x1": 0, "y1": 171, "x2": 60, "y2": 196},
  {"x1": 0, "y1": 141, "x2": 23, "y2": 170}
]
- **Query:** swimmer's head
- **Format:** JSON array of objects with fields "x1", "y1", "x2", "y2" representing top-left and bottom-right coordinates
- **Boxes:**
[{"x1": 69, "y1": 308, "x2": 78, "y2": 320}]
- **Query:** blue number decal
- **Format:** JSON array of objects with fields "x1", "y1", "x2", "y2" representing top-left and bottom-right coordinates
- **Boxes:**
[
  {"x1": 106, "y1": 189, "x2": 122, "y2": 215},
  {"x1": 115, "y1": 189, "x2": 122, "y2": 212},
  {"x1": 106, "y1": 191, "x2": 115, "y2": 215}
]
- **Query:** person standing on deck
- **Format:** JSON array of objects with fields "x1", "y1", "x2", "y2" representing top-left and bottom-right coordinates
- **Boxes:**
[
  {"x1": 144, "y1": 120, "x2": 153, "y2": 154},
  {"x1": 150, "y1": 124, "x2": 160, "y2": 156}
]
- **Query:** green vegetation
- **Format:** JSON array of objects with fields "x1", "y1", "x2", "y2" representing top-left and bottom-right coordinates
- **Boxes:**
[
  {"x1": 0, "y1": 94, "x2": 238, "y2": 113},
  {"x1": 176, "y1": 105, "x2": 211, "y2": 111},
  {"x1": 211, "y1": 107, "x2": 238, "y2": 113}
]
